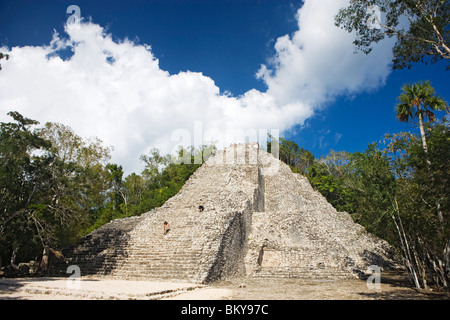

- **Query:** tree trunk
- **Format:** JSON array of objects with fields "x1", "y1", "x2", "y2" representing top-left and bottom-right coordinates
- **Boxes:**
[
  {"x1": 436, "y1": 200, "x2": 444, "y2": 230},
  {"x1": 391, "y1": 197, "x2": 421, "y2": 289},
  {"x1": 428, "y1": 253, "x2": 448, "y2": 290},
  {"x1": 418, "y1": 110, "x2": 444, "y2": 227},
  {"x1": 411, "y1": 242, "x2": 428, "y2": 290},
  {"x1": 40, "y1": 246, "x2": 50, "y2": 273},
  {"x1": 445, "y1": 240, "x2": 450, "y2": 293},
  {"x1": 10, "y1": 247, "x2": 18, "y2": 270},
  {"x1": 417, "y1": 112, "x2": 428, "y2": 154}
]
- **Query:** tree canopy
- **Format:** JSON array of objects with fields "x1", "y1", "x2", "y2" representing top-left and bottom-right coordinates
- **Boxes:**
[
  {"x1": 335, "y1": 0, "x2": 450, "y2": 69},
  {"x1": 395, "y1": 80, "x2": 449, "y2": 153}
]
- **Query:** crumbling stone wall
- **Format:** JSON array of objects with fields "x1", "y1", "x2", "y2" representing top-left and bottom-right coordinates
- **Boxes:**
[{"x1": 205, "y1": 204, "x2": 252, "y2": 282}]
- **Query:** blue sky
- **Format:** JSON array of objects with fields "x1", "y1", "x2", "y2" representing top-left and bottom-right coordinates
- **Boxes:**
[
  {"x1": 1, "y1": 0, "x2": 297, "y2": 94},
  {"x1": 294, "y1": 62, "x2": 449, "y2": 156},
  {"x1": 0, "y1": 0, "x2": 448, "y2": 173}
]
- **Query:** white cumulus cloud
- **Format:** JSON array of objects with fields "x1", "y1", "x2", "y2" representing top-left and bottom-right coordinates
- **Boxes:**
[
  {"x1": 0, "y1": 0, "x2": 394, "y2": 175},
  {"x1": 257, "y1": 0, "x2": 394, "y2": 108}
]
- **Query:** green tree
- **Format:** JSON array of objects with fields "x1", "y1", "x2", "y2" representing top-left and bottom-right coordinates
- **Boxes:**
[
  {"x1": 0, "y1": 112, "x2": 53, "y2": 265},
  {"x1": 395, "y1": 80, "x2": 449, "y2": 154},
  {"x1": 344, "y1": 144, "x2": 398, "y2": 243},
  {"x1": 0, "y1": 113, "x2": 117, "y2": 265},
  {"x1": 335, "y1": 0, "x2": 450, "y2": 69},
  {"x1": 385, "y1": 120, "x2": 450, "y2": 290},
  {"x1": 307, "y1": 161, "x2": 353, "y2": 213},
  {"x1": 122, "y1": 173, "x2": 146, "y2": 216},
  {"x1": 109, "y1": 144, "x2": 211, "y2": 218},
  {"x1": 0, "y1": 112, "x2": 215, "y2": 265},
  {"x1": 105, "y1": 163, "x2": 126, "y2": 213},
  {"x1": 395, "y1": 81, "x2": 448, "y2": 227},
  {"x1": 38, "y1": 122, "x2": 113, "y2": 243},
  {"x1": 268, "y1": 136, "x2": 315, "y2": 175},
  {"x1": 140, "y1": 148, "x2": 170, "y2": 187}
]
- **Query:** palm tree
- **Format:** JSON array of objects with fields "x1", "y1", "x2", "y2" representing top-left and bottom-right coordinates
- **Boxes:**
[
  {"x1": 395, "y1": 80, "x2": 449, "y2": 154},
  {"x1": 396, "y1": 81, "x2": 448, "y2": 227}
]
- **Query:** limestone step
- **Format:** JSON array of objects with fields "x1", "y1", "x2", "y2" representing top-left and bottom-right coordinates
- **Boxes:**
[{"x1": 253, "y1": 267, "x2": 354, "y2": 279}]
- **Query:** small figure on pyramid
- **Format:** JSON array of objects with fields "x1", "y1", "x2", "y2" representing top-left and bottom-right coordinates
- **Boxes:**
[
  {"x1": 163, "y1": 221, "x2": 170, "y2": 235},
  {"x1": 198, "y1": 199, "x2": 205, "y2": 212}
]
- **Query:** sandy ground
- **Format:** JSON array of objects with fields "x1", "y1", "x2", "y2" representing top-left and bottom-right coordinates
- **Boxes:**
[
  {"x1": 0, "y1": 271, "x2": 447, "y2": 300},
  {"x1": 0, "y1": 277, "x2": 232, "y2": 300},
  {"x1": 213, "y1": 272, "x2": 448, "y2": 300}
]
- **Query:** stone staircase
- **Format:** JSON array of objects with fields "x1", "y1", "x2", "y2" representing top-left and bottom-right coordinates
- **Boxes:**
[
  {"x1": 54, "y1": 214, "x2": 146, "y2": 276},
  {"x1": 55, "y1": 143, "x2": 397, "y2": 283},
  {"x1": 56, "y1": 144, "x2": 262, "y2": 283},
  {"x1": 253, "y1": 266, "x2": 352, "y2": 279}
]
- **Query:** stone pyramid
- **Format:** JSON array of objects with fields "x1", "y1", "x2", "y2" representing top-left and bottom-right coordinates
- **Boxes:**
[{"x1": 56, "y1": 143, "x2": 395, "y2": 283}]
